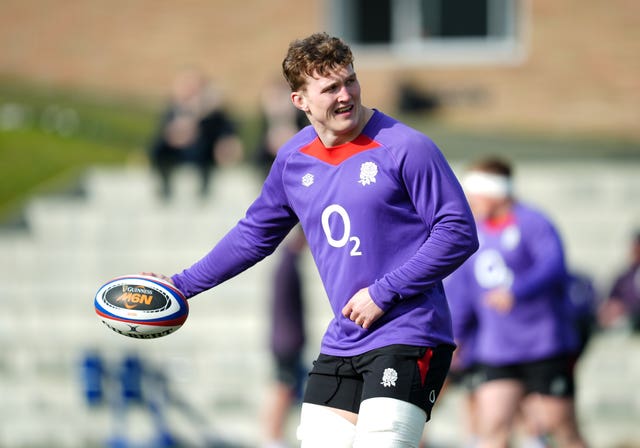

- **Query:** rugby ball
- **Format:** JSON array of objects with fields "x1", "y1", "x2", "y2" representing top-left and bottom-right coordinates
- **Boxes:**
[{"x1": 94, "y1": 275, "x2": 188, "y2": 339}]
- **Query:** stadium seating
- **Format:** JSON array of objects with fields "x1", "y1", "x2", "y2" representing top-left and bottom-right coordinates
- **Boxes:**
[{"x1": 0, "y1": 162, "x2": 638, "y2": 447}]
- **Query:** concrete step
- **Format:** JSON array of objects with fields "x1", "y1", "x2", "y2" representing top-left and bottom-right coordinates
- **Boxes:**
[{"x1": 1, "y1": 161, "x2": 640, "y2": 447}]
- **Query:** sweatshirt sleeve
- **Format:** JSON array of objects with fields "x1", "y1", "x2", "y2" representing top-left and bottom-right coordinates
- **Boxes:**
[
  {"x1": 510, "y1": 208, "x2": 567, "y2": 300},
  {"x1": 171, "y1": 155, "x2": 299, "y2": 298},
  {"x1": 368, "y1": 137, "x2": 479, "y2": 311}
]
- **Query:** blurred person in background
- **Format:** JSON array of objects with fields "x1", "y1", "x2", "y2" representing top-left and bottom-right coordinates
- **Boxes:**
[
  {"x1": 598, "y1": 231, "x2": 640, "y2": 332},
  {"x1": 255, "y1": 78, "x2": 310, "y2": 448},
  {"x1": 565, "y1": 271, "x2": 598, "y2": 356},
  {"x1": 450, "y1": 156, "x2": 587, "y2": 448},
  {"x1": 254, "y1": 77, "x2": 308, "y2": 179},
  {"x1": 148, "y1": 68, "x2": 243, "y2": 199},
  {"x1": 442, "y1": 270, "x2": 482, "y2": 447},
  {"x1": 261, "y1": 228, "x2": 308, "y2": 448}
]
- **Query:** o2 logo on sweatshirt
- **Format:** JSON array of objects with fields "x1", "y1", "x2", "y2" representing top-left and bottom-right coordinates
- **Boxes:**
[
  {"x1": 321, "y1": 204, "x2": 362, "y2": 257},
  {"x1": 473, "y1": 249, "x2": 514, "y2": 289}
]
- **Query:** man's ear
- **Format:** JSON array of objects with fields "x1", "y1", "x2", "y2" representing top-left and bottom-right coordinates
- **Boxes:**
[{"x1": 291, "y1": 91, "x2": 309, "y2": 113}]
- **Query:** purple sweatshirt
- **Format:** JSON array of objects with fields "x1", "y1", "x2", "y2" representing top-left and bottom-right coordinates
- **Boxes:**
[
  {"x1": 445, "y1": 203, "x2": 578, "y2": 365},
  {"x1": 172, "y1": 110, "x2": 478, "y2": 356}
]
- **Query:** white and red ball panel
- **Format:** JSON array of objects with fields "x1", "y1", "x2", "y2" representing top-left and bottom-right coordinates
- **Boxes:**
[{"x1": 94, "y1": 275, "x2": 188, "y2": 339}]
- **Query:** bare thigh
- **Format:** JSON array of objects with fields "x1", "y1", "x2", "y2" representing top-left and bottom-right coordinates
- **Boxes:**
[{"x1": 475, "y1": 379, "x2": 525, "y2": 447}]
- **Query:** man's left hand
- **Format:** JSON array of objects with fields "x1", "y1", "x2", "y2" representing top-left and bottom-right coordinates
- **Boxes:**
[
  {"x1": 484, "y1": 288, "x2": 515, "y2": 313},
  {"x1": 342, "y1": 287, "x2": 384, "y2": 329}
]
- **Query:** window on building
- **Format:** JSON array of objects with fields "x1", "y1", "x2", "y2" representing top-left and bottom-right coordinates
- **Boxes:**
[{"x1": 327, "y1": 0, "x2": 528, "y2": 65}]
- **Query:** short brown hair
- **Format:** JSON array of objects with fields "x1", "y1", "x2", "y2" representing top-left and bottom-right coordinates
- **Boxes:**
[
  {"x1": 282, "y1": 32, "x2": 354, "y2": 91},
  {"x1": 468, "y1": 156, "x2": 513, "y2": 178}
]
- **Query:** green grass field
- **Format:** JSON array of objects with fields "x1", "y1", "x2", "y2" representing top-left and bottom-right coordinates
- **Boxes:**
[
  {"x1": 0, "y1": 78, "x2": 160, "y2": 221},
  {"x1": 1, "y1": 78, "x2": 638, "y2": 223}
]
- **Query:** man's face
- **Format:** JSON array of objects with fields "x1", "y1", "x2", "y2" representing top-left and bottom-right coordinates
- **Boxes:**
[
  {"x1": 467, "y1": 194, "x2": 509, "y2": 222},
  {"x1": 462, "y1": 170, "x2": 513, "y2": 221},
  {"x1": 292, "y1": 64, "x2": 364, "y2": 146}
]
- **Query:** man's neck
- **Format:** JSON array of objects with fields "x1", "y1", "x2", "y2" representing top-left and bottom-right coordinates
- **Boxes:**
[
  {"x1": 484, "y1": 200, "x2": 515, "y2": 229},
  {"x1": 317, "y1": 107, "x2": 375, "y2": 148}
]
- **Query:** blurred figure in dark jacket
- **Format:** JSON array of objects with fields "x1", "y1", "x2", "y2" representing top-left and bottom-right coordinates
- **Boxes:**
[{"x1": 148, "y1": 68, "x2": 243, "y2": 199}]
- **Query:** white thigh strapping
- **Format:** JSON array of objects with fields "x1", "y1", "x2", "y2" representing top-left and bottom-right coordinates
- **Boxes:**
[
  {"x1": 296, "y1": 403, "x2": 356, "y2": 448},
  {"x1": 353, "y1": 397, "x2": 427, "y2": 448}
]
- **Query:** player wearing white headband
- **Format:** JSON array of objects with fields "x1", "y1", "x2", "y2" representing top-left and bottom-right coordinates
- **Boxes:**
[
  {"x1": 450, "y1": 157, "x2": 587, "y2": 448},
  {"x1": 462, "y1": 171, "x2": 513, "y2": 200}
]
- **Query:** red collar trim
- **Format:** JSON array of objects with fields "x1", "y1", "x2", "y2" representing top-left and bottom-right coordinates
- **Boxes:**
[
  {"x1": 300, "y1": 135, "x2": 381, "y2": 166},
  {"x1": 483, "y1": 213, "x2": 516, "y2": 232}
]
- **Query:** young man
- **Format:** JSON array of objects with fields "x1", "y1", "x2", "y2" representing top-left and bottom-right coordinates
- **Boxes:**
[
  {"x1": 450, "y1": 156, "x2": 587, "y2": 448},
  {"x1": 147, "y1": 33, "x2": 478, "y2": 447}
]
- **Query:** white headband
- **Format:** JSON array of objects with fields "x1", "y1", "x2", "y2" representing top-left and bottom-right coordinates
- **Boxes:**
[{"x1": 462, "y1": 171, "x2": 513, "y2": 198}]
